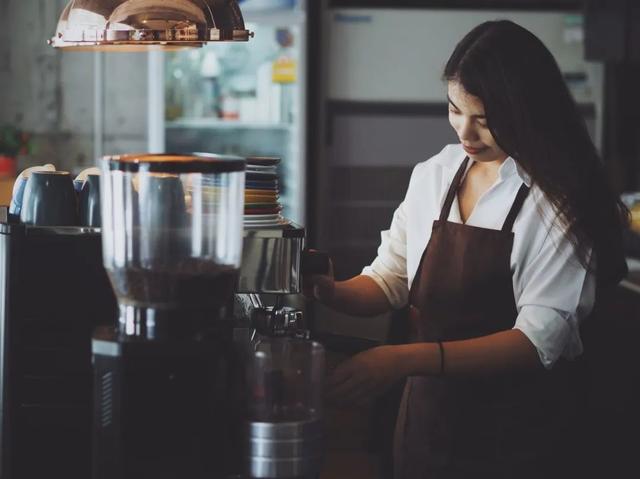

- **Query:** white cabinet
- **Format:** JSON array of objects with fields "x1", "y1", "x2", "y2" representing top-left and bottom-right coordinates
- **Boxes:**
[{"x1": 327, "y1": 8, "x2": 599, "y2": 105}]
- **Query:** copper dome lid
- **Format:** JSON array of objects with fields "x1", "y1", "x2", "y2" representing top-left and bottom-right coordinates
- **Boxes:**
[{"x1": 49, "y1": 0, "x2": 253, "y2": 51}]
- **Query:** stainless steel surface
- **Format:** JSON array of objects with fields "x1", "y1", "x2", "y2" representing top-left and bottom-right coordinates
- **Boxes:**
[
  {"x1": 234, "y1": 293, "x2": 264, "y2": 320},
  {"x1": 50, "y1": 0, "x2": 253, "y2": 51},
  {"x1": 25, "y1": 226, "x2": 101, "y2": 236},
  {"x1": 238, "y1": 224, "x2": 304, "y2": 294},
  {"x1": 243, "y1": 224, "x2": 305, "y2": 239},
  {"x1": 0, "y1": 231, "x2": 11, "y2": 447},
  {"x1": 621, "y1": 257, "x2": 640, "y2": 295},
  {"x1": 247, "y1": 420, "x2": 323, "y2": 441},
  {"x1": 249, "y1": 436, "x2": 323, "y2": 458},
  {"x1": 248, "y1": 455, "x2": 323, "y2": 479},
  {"x1": 250, "y1": 306, "x2": 309, "y2": 339}
]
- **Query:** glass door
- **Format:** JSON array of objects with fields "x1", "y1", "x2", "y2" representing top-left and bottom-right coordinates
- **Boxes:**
[{"x1": 148, "y1": 0, "x2": 307, "y2": 224}]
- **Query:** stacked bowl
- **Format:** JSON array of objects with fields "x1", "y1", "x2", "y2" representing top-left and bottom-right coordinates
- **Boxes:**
[{"x1": 244, "y1": 157, "x2": 289, "y2": 228}]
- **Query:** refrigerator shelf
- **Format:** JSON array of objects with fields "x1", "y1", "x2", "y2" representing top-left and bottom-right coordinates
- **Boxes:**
[{"x1": 166, "y1": 118, "x2": 293, "y2": 131}]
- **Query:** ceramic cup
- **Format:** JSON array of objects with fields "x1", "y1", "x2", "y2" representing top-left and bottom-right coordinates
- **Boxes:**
[
  {"x1": 20, "y1": 171, "x2": 78, "y2": 226},
  {"x1": 9, "y1": 164, "x2": 56, "y2": 216},
  {"x1": 79, "y1": 174, "x2": 101, "y2": 227},
  {"x1": 138, "y1": 175, "x2": 187, "y2": 229},
  {"x1": 137, "y1": 174, "x2": 188, "y2": 262}
]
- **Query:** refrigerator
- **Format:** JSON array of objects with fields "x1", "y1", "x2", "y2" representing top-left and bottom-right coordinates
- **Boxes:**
[{"x1": 147, "y1": 0, "x2": 309, "y2": 225}]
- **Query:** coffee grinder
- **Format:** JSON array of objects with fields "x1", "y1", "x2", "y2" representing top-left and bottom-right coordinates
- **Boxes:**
[{"x1": 91, "y1": 153, "x2": 246, "y2": 479}]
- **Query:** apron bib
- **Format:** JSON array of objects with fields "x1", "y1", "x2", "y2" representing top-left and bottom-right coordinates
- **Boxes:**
[{"x1": 394, "y1": 157, "x2": 585, "y2": 479}]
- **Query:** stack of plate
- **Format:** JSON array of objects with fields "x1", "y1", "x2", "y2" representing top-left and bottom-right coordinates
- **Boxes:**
[{"x1": 245, "y1": 157, "x2": 290, "y2": 228}]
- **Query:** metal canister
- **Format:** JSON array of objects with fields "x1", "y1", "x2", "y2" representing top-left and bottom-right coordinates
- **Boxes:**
[{"x1": 246, "y1": 420, "x2": 324, "y2": 479}]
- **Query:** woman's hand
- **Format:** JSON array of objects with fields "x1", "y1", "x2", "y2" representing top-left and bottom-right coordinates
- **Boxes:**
[
  {"x1": 303, "y1": 255, "x2": 335, "y2": 304},
  {"x1": 326, "y1": 345, "x2": 406, "y2": 406}
]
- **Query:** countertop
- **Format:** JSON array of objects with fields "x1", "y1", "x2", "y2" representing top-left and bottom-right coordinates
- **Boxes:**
[{"x1": 621, "y1": 257, "x2": 640, "y2": 294}]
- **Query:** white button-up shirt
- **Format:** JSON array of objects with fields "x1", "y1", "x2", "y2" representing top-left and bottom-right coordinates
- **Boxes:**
[{"x1": 361, "y1": 144, "x2": 595, "y2": 368}]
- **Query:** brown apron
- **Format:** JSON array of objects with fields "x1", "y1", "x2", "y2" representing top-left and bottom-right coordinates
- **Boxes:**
[{"x1": 394, "y1": 157, "x2": 586, "y2": 479}]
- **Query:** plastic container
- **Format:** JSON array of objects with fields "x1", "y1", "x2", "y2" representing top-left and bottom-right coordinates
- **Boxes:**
[
  {"x1": 100, "y1": 153, "x2": 246, "y2": 313},
  {"x1": 246, "y1": 338, "x2": 324, "y2": 423}
]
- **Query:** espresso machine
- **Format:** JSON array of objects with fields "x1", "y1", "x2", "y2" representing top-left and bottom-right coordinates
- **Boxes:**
[
  {"x1": 0, "y1": 154, "x2": 327, "y2": 479},
  {"x1": 236, "y1": 229, "x2": 326, "y2": 479},
  {"x1": 0, "y1": 1, "x2": 326, "y2": 477},
  {"x1": 91, "y1": 153, "x2": 326, "y2": 479},
  {"x1": 0, "y1": 168, "x2": 117, "y2": 479}
]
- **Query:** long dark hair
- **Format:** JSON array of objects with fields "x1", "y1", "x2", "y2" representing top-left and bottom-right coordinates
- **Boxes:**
[{"x1": 444, "y1": 20, "x2": 629, "y2": 285}]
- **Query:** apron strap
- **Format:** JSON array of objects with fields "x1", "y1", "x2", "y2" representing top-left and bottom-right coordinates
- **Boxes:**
[
  {"x1": 410, "y1": 156, "x2": 469, "y2": 304},
  {"x1": 501, "y1": 183, "x2": 530, "y2": 232},
  {"x1": 439, "y1": 156, "x2": 470, "y2": 222}
]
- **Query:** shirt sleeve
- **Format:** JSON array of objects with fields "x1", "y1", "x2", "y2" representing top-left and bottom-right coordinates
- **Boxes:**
[
  {"x1": 513, "y1": 213, "x2": 596, "y2": 369},
  {"x1": 361, "y1": 199, "x2": 410, "y2": 309}
]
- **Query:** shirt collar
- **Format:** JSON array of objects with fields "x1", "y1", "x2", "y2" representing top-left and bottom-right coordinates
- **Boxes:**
[
  {"x1": 509, "y1": 157, "x2": 532, "y2": 187},
  {"x1": 437, "y1": 146, "x2": 532, "y2": 187},
  {"x1": 482, "y1": 156, "x2": 532, "y2": 187}
]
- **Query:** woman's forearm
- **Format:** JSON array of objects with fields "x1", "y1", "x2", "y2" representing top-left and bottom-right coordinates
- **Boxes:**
[
  {"x1": 396, "y1": 329, "x2": 543, "y2": 376},
  {"x1": 328, "y1": 275, "x2": 392, "y2": 317}
]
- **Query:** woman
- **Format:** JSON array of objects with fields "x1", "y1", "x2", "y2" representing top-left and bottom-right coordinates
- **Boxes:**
[{"x1": 307, "y1": 20, "x2": 629, "y2": 478}]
